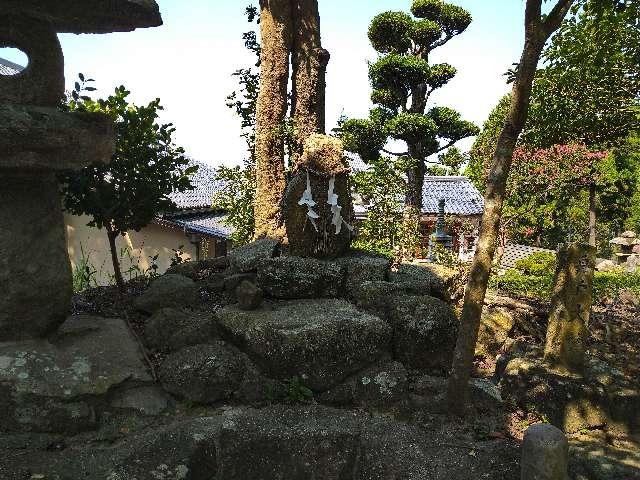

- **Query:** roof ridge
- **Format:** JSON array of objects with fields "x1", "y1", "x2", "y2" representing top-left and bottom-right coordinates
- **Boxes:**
[{"x1": 0, "y1": 56, "x2": 25, "y2": 73}]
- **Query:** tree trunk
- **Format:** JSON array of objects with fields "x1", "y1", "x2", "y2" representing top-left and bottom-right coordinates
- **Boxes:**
[
  {"x1": 254, "y1": 0, "x2": 294, "y2": 239},
  {"x1": 588, "y1": 182, "x2": 597, "y2": 246},
  {"x1": 446, "y1": 0, "x2": 575, "y2": 414},
  {"x1": 106, "y1": 224, "x2": 125, "y2": 292},
  {"x1": 291, "y1": 0, "x2": 330, "y2": 165}
]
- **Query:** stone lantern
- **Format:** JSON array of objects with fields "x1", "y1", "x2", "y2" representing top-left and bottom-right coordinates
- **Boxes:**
[
  {"x1": 0, "y1": 1, "x2": 162, "y2": 340},
  {"x1": 609, "y1": 230, "x2": 639, "y2": 265}
]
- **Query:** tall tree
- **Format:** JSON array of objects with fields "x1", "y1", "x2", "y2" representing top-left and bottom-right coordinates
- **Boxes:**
[
  {"x1": 60, "y1": 84, "x2": 195, "y2": 291},
  {"x1": 339, "y1": 0, "x2": 478, "y2": 210},
  {"x1": 253, "y1": 0, "x2": 329, "y2": 239},
  {"x1": 446, "y1": 0, "x2": 575, "y2": 414},
  {"x1": 291, "y1": 0, "x2": 330, "y2": 161},
  {"x1": 254, "y1": 0, "x2": 294, "y2": 239}
]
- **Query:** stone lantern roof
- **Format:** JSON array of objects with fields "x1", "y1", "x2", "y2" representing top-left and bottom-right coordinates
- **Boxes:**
[
  {"x1": 0, "y1": 0, "x2": 162, "y2": 33},
  {"x1": 610, "y1": 231, "x2": 639, "y2": 247}
]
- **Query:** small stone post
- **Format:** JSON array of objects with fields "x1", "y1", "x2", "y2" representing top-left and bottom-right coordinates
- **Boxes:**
[
  {"x1": 521, "y1": 424, "x2": 569, "y2": 480},
  {"x1": 282, "y1": 134, "x2": 354, "y2": 258},
  {"x1": 0, "y1": 2, "x2": 161, "y2": 340},
  {"x1": 544, "y1": 242, "x2": 596, "y2": 373}
]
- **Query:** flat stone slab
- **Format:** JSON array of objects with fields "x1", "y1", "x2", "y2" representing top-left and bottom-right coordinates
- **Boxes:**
[
  {"x1": 0, "y1": 105, "x2": 114, "y2": 171},
  {"x1": 217, "y1": 299, "x2": 392, "y2": 390},
  {"x1": 0, "y1": 0, "x2": 162, "y2": 33},
  {"x1": 0, "y1": 315, "x2": 151, "y2": 432}
]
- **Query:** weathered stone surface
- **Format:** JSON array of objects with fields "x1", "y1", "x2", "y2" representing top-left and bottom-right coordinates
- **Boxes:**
[
  {"x1": 228, "y1": 238, "x2": 280, "y2": 273},
  {"x1": 224, "y1": 273, "x2": 256, "y2": 293},
  {"x1": 283, "y1": 135, "x2": 353, "y2": 258},
  {"x1": 521, "y1": 424, "x2": 568, "y2": 480},
  {"x1": 544, "y1": 243, "x2": 596, "y2": 373},
  {"x1": 0, "y1": 17, "x2": 64, "y2": 106},
  {"x1": 110, "y1": 385, "x2": 170, "y2": 416},
  {"x1": 389, "y1": 263, "x2": 457, "y2": 301},
  {"x1": 0, "y1": 0, "x2": 162, "y2": 34},
  {"x1": 335, "y1": 252, "x2": 390, "y2": 296},
  {"x1": 235, "y1": 280, "x2": 263, "y2": 311},
  {"x1": 0, "y1": 315, "x2": 151, "y2": 432},
  {"x1": 625, "y1": 253, "x2": 640, "y2": 273},
  {"x1": 388, "y1": 295, "x2": 458, "y2": 371},
  {"x1": 0, "y1": 174, "x2": 72, "y2": 340},
  {"x1": 595, "y1": 259, "x2": 617, "y2": 272},
  {"x1": 498, "y1": 357, "x2": 640, "y2": 434},
  {"x1": 410, "y1": 375, "x2": 502, "y2": 412},
  {"x1": 476, "y1": 307, "x2": 516, "y2": 356},
  {"x1": 257, "y1": 256, "x2": 345, "y2": 299},
  {"x1": 134, "y1": 274, "x2": 199, "y2": 313},
  {"x1": 13, "y1": 406, "x2": 435, "y2": 480},
  {"x1": 217, "y1": 299, "x2": 392, "y2": 390},
  {"x1": 159, "y1": 342, "x2": 245, "y2": 404},
  {"x1": 0, "y1": 106, "x2": 115, "y2": 170},
  {"x1": 143, "y1": 308, "x2": 218, "y2": 351},
  {"x1": 319, "y1": 361, "x2": 407, "y2": 409}
]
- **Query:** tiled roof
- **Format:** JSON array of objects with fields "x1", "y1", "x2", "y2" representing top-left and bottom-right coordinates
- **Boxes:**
[
  {"x1": 157, "y1": 212, "x2": 234, "y2": 240},
  {"x1": 422, "y1": 176, "x2": 484, "y2": 216},
  {"x1": 169, "y1": 160, "x2": 225, "y2": 210},
  {"x1": 0, "y1": 57, "x2": 24, "y2": 76}
]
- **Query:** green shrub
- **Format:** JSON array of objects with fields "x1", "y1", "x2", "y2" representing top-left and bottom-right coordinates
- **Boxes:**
[
  {"x1": 489, "y1": 269, "x2": 554, "y2": 300},
  {"x1": 514, "y1": 251, "x2": 556, "y2": 276},
  {"x1": 490, "y1": 254, "x2": 640, "y2": 303}
]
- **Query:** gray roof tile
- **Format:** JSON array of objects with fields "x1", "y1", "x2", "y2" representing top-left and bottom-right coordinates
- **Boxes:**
[
  {"x1": 157, "y1": 212, "x2": 234, "y2": 240},
  {"x1": 0, "y1": 57, "x2": 24, "y2": 76},
  {"x1": 169, "y1": 160, "x2": 225, "y2": 210},
  {"x1": 422, "y1": 176, "x2": 484, "y2": 216}
]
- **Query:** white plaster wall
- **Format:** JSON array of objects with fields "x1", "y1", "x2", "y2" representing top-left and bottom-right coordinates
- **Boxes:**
[{"x1": 65, "y1": 214, "x2": 197, "y2": 286}]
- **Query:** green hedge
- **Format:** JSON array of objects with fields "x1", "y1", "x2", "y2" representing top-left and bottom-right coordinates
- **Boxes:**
[{"x1": 490, "y1": 265, "x2": 640, "y2": 303}]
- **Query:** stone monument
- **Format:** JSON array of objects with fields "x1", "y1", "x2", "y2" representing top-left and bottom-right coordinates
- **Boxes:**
[
  {"x1": 282, "y1": 134, "x2": 354, "y2": 258},
  {"x1": 544, "y1": 242, "x2": 596, "y2": 373},
  {"x1": 0, "y1": 1, "x2": 162, "y2": 340}
]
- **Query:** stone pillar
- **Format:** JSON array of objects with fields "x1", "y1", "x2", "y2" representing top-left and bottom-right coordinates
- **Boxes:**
[
  {"x1": 0, "y1": 2, "x2": 161, "y2": 340},
  {"x1": 283, "y1": 134, "x2": 353, "y2": 258},
  {"x1": 544, "y1": 243, "x2": 596, "y2": 373},
  {"x1": 521, "y1": 424, "x2": 568, "y2": 480}
]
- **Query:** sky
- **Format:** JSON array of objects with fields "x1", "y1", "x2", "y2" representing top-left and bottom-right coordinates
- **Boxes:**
[{"x1": 1, "y1": 1, "x2": 528, "y2": 168}]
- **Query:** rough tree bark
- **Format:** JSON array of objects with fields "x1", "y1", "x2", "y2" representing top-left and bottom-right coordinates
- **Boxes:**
[
  {"x1": 588, "y1": 182, "x2": 597, "y2": 246},
  {"x1": 254, "y1": 0, "x2": 294, "y2": 239},
  {"x1": 291, "y1": 0, "x2": 330, "y2": 165},
  {"x1": 446, "y1": 0, "x2": 575, "y2": 414}
]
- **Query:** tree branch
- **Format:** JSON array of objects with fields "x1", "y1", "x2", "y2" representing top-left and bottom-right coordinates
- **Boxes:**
[
  {"x1": 543, "y1": 0, "x2": 575, "y2": 36},
  {"x1": 525, "y1": 0, "x2": 543, "y2": 29},
  {"x1": 382, "y1": 148, "x2": 409, "y2": 156}
]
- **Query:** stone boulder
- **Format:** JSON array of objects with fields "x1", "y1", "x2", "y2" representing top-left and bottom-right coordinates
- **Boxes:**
[
  {"x1": 283, "y1": 135, "x2": 354, "y2": 258},
  {"x1": 335, "y1": 252, "x2": 390, "y2": 296},
  {"x1": 0, "y1": 315, "x2": 151, "y2": 433},
  {"x1": 475, "y1": 307, "x2": 516, "y2": 357},
  {"x1": 625, "y1": 254, "x2": 640, "y2": 273},
  {"x1": 388, "y1": 295, "x2": 458, "y2": 371},
  {"x1": 217, "y1": 299, "x2": 392, "y2": 390},
  {"x1": 319, "y1": 361, "x2": 407, "y2": 409},
  {"x1": 134, "y1": 274, "x2": 199, "y2": 313},
  {"x1": 18, "y1": 406, "x2": 435, "y2": 480},
  {"x1": 228, "y1": 238, "x2": 280, "y2": 273},
  {"x1": 143, "y1": 308, "x2": 219, "y2": 351},
  {"x1": 256, "y1": 256, "x2": 344, "y2": 299},
  {"x1": 499, "y1": 356, "x2": 640, "y2": 435},
  {"x1": 110, "y1": 385, "x2": 170, "y2": 416},
  {"x1": 390, "y1": 262, "x2": 459, "y2": 301},
  {"x1": 235, "y1": 280, "x2": 263, "y2": 310},
  {"x1": 159, "y1": 342, "x2": 246, "y2": 404}
]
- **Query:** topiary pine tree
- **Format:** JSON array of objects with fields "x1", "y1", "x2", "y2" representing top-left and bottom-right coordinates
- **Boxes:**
[{"x1": 339, "y1": 0, "x2": 479, "y2": 210}]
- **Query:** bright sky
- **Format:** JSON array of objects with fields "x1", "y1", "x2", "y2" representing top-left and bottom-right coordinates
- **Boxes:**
[{"x1": 2, "y1": 1, "x2": 527, "y2": 168}]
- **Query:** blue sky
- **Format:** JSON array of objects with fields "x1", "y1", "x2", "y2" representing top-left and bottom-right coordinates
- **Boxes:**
[{"x1": 2, "y1": 1, "x2": 528, "y2": 167}]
